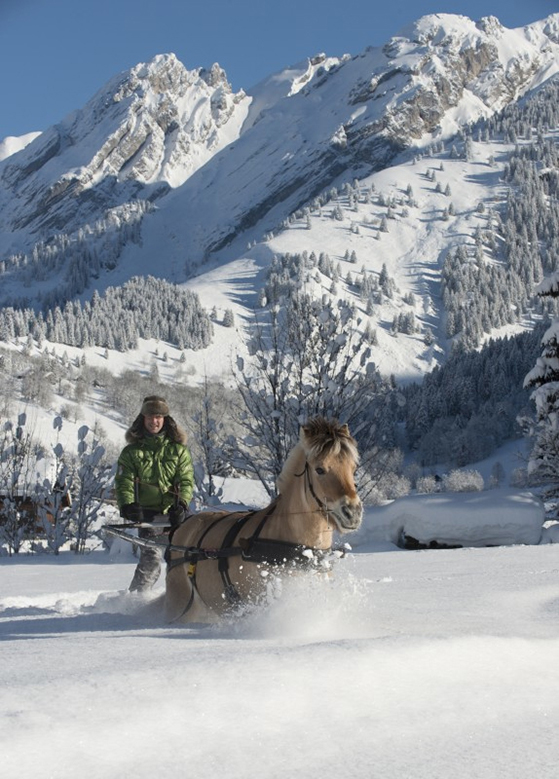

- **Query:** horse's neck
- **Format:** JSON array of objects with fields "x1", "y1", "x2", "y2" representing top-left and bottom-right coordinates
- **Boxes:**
[
  {"x1": 267, "y1": 446, "x2": 333, "y2": 550},
  {"x1": 272, "y1": 496, "x2": 333, "y2": 550}
]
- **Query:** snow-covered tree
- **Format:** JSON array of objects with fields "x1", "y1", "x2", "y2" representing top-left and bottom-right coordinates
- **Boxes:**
[
  {"x1": 231, "y1": 285, "x2": 397, "y2": 500},
  {"x1": 416, "y1": 475, "x2": 439, "y2": 494},
  {"x1": 524, "y1": 273, "x2": 559, "y2": 496},
  {"x1": 442, "y1": 469, "x2": 484, "y2": 492},
  {"x1": 68, "y1": 425, "x2": 115, "y2": 554},
  {"x1": 223, "y1": 309, "x2": 235, "y2": 327},
  {"x1": 35, "y1": 421, "x2": 72, "y2": 555},
  {"x1": 0, "y1": 414, "x2": 40, "y2": 555}
]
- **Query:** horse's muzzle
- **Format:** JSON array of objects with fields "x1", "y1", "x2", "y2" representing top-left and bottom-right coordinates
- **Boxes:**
[{"x1": 333, "y1": 500, "x2": 363, "y2": 533}]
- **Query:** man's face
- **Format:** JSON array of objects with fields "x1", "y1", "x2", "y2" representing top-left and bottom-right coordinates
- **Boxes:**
[{"x1": 144, "y1": 414, "x2": 165, "y2": 434}]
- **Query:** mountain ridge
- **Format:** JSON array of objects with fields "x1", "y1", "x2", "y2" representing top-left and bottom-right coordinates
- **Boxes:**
[{"x1": 1, "y1": 12, "x2": 559, "y2": 387}]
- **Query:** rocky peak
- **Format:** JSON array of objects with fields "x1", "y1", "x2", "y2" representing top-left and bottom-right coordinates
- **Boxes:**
[
  {"x1": 541, "y1": 14, "x2": 559, "y2": 45},
  {"x1": 372, "y1": 12, "x2": 559, "y2": 147},
  {"x1": 200, "y1": 62, "x2": 231, "y2": 89},
  {"x1": 0, "y1": 53, "x2": 250, "y2": 238},
  {"x1": 113, "y1": 53, "x2": 189, "y2": 100},
  {"x1": 476, "y1": 15, "x2": 505, "y2": 37}
]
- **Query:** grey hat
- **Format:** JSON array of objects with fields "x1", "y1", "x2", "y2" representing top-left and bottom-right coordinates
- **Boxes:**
[{"x1": 141, "y1": 395, "x2": 170, "y2": 417}]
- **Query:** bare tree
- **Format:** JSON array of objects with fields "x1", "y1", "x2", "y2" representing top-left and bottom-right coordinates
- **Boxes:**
[
  {"x1": 231, "y1": 290, "x2": 398, "y2": 499},
  {"x1": 0, "y1": 414, "x2": 41, "y2": 554},
  {"x1": 190, "y1": 375, "x2": 229, "y2": 506},
  {"x1": 34, "y1": 418, "x2": 72, "y2": 554},
  {"x1": 68, "y1": 425, "x2": 115, "y2": 554}
]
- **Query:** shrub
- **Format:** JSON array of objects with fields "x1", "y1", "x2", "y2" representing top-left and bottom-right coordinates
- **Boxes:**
[{"x1": 442, "y1": 469, "x2": 484, "y2": 492}]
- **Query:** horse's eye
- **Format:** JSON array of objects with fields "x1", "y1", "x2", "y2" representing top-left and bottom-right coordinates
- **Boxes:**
[{"x1": 315, "y1": 466, "x2": 326, "y2": 476}]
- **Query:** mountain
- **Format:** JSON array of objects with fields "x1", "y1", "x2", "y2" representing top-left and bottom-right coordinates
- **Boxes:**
[
  {"x1": 1, "y1": 12, "x2": 559, "y2": 383},
  {"x1": 0, "y1": 54, "x2": 248, "y2": 250}
]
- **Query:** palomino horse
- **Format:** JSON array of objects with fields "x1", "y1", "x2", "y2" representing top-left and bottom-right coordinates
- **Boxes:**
[{"x1": 164, "y1": 417, "x2": 363, "y2": 623}]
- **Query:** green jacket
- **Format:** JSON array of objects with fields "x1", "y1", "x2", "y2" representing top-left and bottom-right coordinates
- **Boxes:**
[{"x1": 115, "y1": 433, "x2": 194, "y2": 513}]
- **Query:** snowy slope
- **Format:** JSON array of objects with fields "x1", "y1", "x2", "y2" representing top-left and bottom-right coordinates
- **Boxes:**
[{"x1": 182, "y1": 129, "x2": 524, "y2": 382}]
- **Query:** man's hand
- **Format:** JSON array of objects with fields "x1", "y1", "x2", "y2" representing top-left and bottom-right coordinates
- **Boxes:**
[
  {"x1": 121, "y1": 503, "x2": 143, "y2": 523},
  {"x1": 168, "y1": 502, "x2": 189, "y2": 528}
]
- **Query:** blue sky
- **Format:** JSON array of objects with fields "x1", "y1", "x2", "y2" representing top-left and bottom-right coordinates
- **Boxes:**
[{"x1": 0, "y1": 0, "x2": 556, "y2": 140}]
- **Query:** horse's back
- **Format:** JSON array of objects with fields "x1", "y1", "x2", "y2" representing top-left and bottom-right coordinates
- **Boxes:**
[{"x1": 172, "y1": 509, "x2": 249, "y2": 547}]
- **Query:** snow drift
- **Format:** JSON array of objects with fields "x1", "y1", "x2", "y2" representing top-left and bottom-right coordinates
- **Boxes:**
[{"x1": 353, "y1": 489, "x2": 545, "y2": 549}]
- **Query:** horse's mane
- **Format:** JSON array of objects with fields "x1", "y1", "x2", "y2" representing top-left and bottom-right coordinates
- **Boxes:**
[
  {"x1": 277, "y1": 418, "x2": 359, "y2": 494},
  {"x1": 302, "y1": 417, "x2": 359, "y2": 463}
]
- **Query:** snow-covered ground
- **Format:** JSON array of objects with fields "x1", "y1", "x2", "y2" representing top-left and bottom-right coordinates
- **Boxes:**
[{"x1": 2, "y1": 494, "x2": 559, "y2": 779}]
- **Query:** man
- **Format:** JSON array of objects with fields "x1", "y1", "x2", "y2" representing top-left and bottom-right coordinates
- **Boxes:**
[{"x1": 115, "y1": 395, "x2": 194, "y2": 592}]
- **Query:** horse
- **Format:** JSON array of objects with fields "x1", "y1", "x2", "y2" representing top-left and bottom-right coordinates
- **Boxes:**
[{"x1": 164, "y1": 417, "x2": 363, "y2": 624}]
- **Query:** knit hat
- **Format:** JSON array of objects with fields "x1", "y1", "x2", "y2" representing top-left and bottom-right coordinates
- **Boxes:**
[{"x1": 141, "y1": 395, "x2": 170, "y2": 417}]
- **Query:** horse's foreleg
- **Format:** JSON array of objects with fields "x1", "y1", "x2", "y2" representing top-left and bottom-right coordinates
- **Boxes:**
[
  {"x1": 165, "y1": 564, "x2": 195, "y2": 623},
  {"x1": 165, "y1": 566, "x2": 218, "y2": 624}
]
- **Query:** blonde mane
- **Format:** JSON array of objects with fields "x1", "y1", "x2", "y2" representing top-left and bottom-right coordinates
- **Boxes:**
[{"x1": 277, "y1": 418, "x2": 359, "y2": 494}]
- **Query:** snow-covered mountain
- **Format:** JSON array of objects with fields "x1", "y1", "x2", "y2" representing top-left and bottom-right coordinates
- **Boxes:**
[
  {"x1": 1, "y1": 12, "x2": 559, "y2": 382},
  {"x1": 0, "y1": 55, "x2": 248, "y2": 247}
]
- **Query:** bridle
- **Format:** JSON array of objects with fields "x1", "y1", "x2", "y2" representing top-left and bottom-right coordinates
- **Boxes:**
[
  {"x1": 294, "y1": 460, "x2": 331, "y2": 521},
  {"x1": 166, "y1": 457, "x2": 346, "y2": 618}
]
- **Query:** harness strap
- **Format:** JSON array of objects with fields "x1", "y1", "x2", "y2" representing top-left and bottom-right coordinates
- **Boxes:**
[
  {"x1": 217, "y1": 512, "x2": 259, "y2": 603},
  {"x1": 168, "y1": 578, "x2": 196, "y2": 624},
  {"x1": 298, "y1": 461, "x2": 328, "y2": 515},
  {"x1": 237, "y1": 498, "x2": 295, "y2": 564},
  {"x1": 240, "y1": 537, "x2": 346, "y2": 567},
  {"x1": 240, "y1": 537, "x2": 308, "y2": 566},
  {"x1": 164, "y1": 511, "x2": 257, "y2": 606},
  {"x1": 169, "y1": 510, "x2": 242, "y2": 566}
]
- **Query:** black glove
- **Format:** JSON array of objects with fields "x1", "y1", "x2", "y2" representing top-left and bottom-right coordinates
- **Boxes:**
[
  {"x1": 168, "y1": 502, "x2": 188, "y2": 528},
  {"x1": 120, "y1": 503, "x2": 143, "y2": 523}
]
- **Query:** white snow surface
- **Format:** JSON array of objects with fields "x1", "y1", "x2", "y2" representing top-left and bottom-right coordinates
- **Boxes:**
[
  {"x1": 353, "y1": 488, "x2": 545, "y2": 548},
  {"x1": 2, "y1": 491, "x2": 559, "y2": 779},
  {"x1": 0, "y1": 131, "x2": 41, "y2": 161}
]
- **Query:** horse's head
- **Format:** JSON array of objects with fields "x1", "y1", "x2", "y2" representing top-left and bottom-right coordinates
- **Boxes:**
[{"x1": 299, "y1": 417, "x2": 363, "y2": 533}]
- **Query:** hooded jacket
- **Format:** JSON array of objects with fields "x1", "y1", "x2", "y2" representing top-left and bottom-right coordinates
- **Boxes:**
[{"x1": 115, "y1": 421, "x2": 194, "y2": 513}]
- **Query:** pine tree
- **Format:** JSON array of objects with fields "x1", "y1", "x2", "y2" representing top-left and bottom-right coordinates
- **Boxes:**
[
  {"x1": 223, "y1": 309, "x2": 235, "y2": 327},
  {"x1": 524, "y1": 273, "x2": 559, "y2": 496}
]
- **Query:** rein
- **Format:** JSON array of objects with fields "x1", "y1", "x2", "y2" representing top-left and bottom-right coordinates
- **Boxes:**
[
  {"x1": 108, "y1": 455, "x2": 346, "y2": 618},
  {"x1": 165, "y1": 462, "x2": 339, "y2": 611}
]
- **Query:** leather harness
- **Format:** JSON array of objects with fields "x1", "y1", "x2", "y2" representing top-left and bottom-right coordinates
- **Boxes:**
[{"x1": 165, "y1": 462, "x2": 339, "y2": 611}]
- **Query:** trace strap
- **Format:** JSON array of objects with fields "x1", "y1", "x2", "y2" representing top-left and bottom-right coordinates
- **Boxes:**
[{"x1": 103, "y1": 523, "x2": 244, "y2": 560}]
